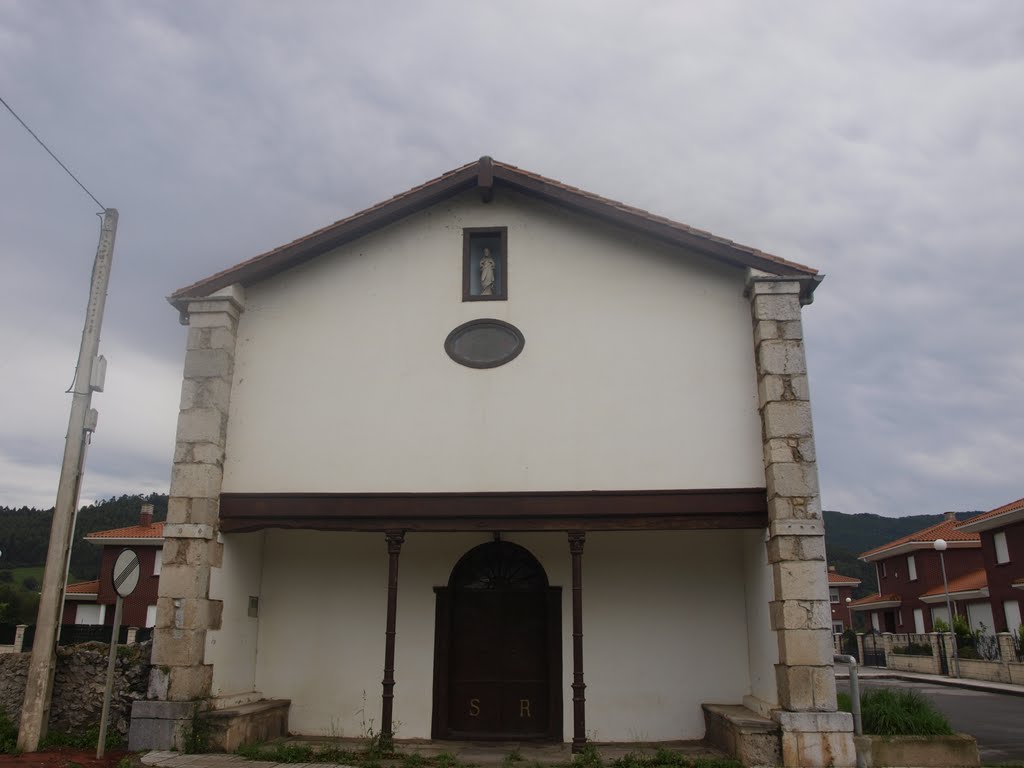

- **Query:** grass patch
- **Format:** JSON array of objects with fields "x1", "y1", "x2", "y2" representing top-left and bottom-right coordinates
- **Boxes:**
[
  {"x1": 844, "y1": 688, "x2": 953, "y2": 737},
  {"x1": 608, "y1": 751, "x2": 740, "y2": 768},
  {"x1": 40, "y1": 725, "x2": 123, "y2": 751},
  {"x1": 0, "y1": 711, "x2": 18, "y2": 754}
]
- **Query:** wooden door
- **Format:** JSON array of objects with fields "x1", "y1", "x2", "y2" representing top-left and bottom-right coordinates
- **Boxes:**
[{"x1": 432, "y1": 542, "x2": 561, "y2": 740}]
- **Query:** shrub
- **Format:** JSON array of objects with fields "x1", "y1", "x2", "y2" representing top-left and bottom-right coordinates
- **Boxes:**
[
  {"x1": 859, "y1": 689, "x2": 953, "y2": 736},
  {"x1": 891, "y1": 642, "x2": 932, "y2": 656}
]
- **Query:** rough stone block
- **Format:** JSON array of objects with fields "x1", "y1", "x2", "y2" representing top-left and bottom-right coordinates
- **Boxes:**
[
  {"x1": 170, "y1": 462, "x2": 224, "y2": 500},
  {"x1": 158, "y1": 563, "x2": 211, "y2": 600},
  {"x1": 176, "y1": 408, "x2": 226, "y2": 445},
  {"x1": 128, "y1": 700, "x2": 192, "y2": 751},
  {"x1": 208, "y1": 326, "x2": 238, "y2": 351},
  {"x1": 775, "y1": 665, "x2": 840, "y2": 712},
  {"x1": 779, "y1": 320, "x2": 804, "y2": 340},
  {"x1": 168, "y1": 664, "x2": 214, "y2": 701},
  {"x1": 853, "y1": 734, "x2": 979, "y2": 768},
  {"x1": 764, "y1": 437, "x2": 797, "y2": 466},
  {"x1": 183, "y1": 348, "x2": 234, "y2": 380},
  {"x1": 207, "y1": 699, "x2": 291, "y2": 753},
  {"x1": 778, "y1": 629, "x2": 834, "y2": 665},
  {"x1": 780, "y1": 729, "x2": 856, "y2": 768},
  {"x1": 758, "y1": 375, "x2": 788, "y2": 405},
  {"x1": 770, "y1": 600, "x2": 833, "y2": 631},
  {"x1": 150, "y1": 627, "x2": 207, "y2": 667},
  {"x1": 702, "y1": 704, "x2": 782, "y2": 768},
  {"x1": 192, "y1": 377, "x2": 233, "y2": 413},
  {"x1": 754, "y1": 320, "x2": 780, "y2": 345},
  {"x1": 789, "y1": 375, "x2": 810, "y2": 400},
  {"x1": 166, "y1": 497, "x2": 191, "y2": 525},
  {"x1": 749, "y1": 279, "x2": 802, "y2": 297},
  {"x1": 767, "y1": 534, "x2": 826, "y2": 563},
  {"x1": 191, "y1": 442, "x2": 226, "y2": 464},
  {"x1": 766, "y1": 462, "x2": 819, "y2": 499},
  {"x1": 796, "y1": 436, "x2": 815, "y2": 462},
  {"x1": 752, "y1": 294, "x2": 802, "y2": 322},
  {"x1": 772, "y1": 561, "x2": 829, "y2": 602},
  {"x1": 758, "y1": 339, "x2": 807, "y2": 375},
  {"x1": 763, "y1": 401, "x2": 813, "y2": 438}
]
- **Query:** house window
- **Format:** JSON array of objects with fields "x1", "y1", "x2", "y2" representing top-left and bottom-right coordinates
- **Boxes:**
[
  {"x1": 829, "y1": 588, "x2": 839, "y2": 604},
  {"x1": 880, "y1": 561, "x2": 886, "y2": 577},
  {"x1": 907, "y1": 554, "x2": 917, "y2": 581},
  {"x1": 1004, "y1": 600, "x2": 1021, "y2": 633},
  {"x1": 153, "y1": 549, "x2": 162, "y2": 576},
  {"x1": 994, "y1": 531, "x2": 1010, "y2": 564},
  {"x1": 914, "y1": 608, "x2": 925, "y2": 634},
  {"x1": 145, "y1": 604, "x2": 157, "y2": 628},
  {"x1": 463, "y1": 228, "x2": 508, "y2": 301},
  {"x1": 897, "y1": 609, "x2": 904, "y2": 627},
  {"x1": 832, "y1": 621, "x2": 845, "y2": 634}
]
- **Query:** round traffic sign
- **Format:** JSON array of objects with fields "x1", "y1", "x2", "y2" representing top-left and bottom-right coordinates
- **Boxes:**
[{"x1": 112, "y1": 549, "x2": 140, "y2": 597}]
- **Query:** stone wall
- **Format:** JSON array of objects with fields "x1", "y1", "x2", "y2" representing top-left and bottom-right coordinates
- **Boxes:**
[{"x1": 0, "y1": 643, "x2": 151, "y2": 739}]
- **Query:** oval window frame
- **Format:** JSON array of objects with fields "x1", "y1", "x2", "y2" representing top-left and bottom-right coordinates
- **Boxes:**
[{"x1": 444, "y1": 318, "x2": 525, "y2": 369}]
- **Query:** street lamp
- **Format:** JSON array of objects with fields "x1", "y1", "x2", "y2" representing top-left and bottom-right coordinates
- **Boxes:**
[{"x1": 933, "y1": 538, "x2": 960, "y2": 678}]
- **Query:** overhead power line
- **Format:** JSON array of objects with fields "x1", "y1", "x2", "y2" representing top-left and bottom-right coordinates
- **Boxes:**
[{"x1": 0, "y1": 94, "x2": 105, "y2": 211}]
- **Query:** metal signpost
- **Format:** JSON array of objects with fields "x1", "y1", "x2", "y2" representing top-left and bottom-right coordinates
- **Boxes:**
[{"x1": 97, "y1": 549, "x2": 139, "y2": 758}]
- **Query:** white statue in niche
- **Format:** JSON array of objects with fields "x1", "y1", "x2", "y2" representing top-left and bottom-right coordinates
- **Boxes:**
[{"x1": 479, "y1": 247, "x2": 496, "y2": 295}]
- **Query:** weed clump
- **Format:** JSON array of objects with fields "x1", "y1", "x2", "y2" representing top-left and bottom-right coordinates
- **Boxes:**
[{"x1": 838, "y1": 688, "x2": 953, "y2": 737}]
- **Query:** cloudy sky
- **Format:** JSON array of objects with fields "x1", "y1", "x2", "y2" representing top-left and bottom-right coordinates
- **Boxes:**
[{"x1": 1, "y1": 2, "x2": 1021, "y2": 518}]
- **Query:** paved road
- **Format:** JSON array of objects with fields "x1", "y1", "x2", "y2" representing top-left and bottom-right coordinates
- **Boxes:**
[{"x1": 837, "y1": 678, "x2": 1024, "y2": 763}]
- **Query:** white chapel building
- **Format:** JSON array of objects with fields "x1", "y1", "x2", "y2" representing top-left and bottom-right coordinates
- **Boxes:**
[{"x1": 131, "y1": 158, "x2": 854, "y2": 767}]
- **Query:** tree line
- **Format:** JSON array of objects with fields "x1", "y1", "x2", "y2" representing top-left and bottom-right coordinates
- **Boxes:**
[{"x1": 0, "y1": 493, "x2": 168, "y2": 580}]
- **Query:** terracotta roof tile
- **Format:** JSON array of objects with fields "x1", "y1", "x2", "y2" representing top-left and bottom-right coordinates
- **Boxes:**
[
  {"x1": 828, "y1": 572, "x2": 861, "y2": 585},
  {"x1": 85, "y1": 522, "x2": 164, "y2": 540},
  {"x1": 65, "y1": 580, "x2": 99, "y2": 595},
  {"x1": 848, "y1": 593, "x2": 901, "y2": 607},
  {"x1": 920, "y1": 569, "x2": 988, "y2": 597},
  {"x1": 859, "y1": 519, "x2": 978, "y2": 559},
  {"x1": 957, "y1": 497, "x2": 1024, "y2": 527}
]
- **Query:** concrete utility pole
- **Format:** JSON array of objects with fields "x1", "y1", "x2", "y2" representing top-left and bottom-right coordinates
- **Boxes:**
[{"x1": 19, "y1": 209, "x2": 118, "y2": 752}]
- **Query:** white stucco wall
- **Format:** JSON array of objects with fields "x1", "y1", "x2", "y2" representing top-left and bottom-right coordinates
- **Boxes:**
[
  {"x1": 221, "y1": 190, "x2": 763, "y2": 494},
  {"x1": 248, "y1": 530, "x2": 754, "y2": 741},
  {"x1": 208, "y1": 531, "x2": 265, "y2": 698},
  {"x1": 740, "y1": 529, "x2": 779, "y2": 713}
]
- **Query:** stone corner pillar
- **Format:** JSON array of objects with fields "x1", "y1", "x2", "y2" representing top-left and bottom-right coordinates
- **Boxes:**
[
  {"x1": 747, "y1": 273, "x2": 855, "y2": 768},
  {"x1": 129, "y1": 286, "x2": 244, "y2": 751}
]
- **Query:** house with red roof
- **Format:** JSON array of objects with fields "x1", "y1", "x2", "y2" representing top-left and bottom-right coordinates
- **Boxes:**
[
  {"x1": 827, "y1": 569, "x2": 861, "y2": 633},
  {"x1": 849, "y1": 513, "x2": 986, "y2": 634},
  {"x1": 958, "y1": 496, "x2": 1024, "y2": 633},
  {"x1": 62, "y1": 504, "x2": 164, "y2": 629}
]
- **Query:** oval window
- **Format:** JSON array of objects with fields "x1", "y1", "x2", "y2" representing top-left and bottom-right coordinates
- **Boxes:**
[{"x1": 444, "y1": 319, "x2": 525, "y2": 369}]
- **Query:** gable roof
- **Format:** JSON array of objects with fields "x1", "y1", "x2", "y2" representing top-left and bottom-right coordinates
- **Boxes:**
[
  {"x1": 919, "y1": 568, "x2": 988, "y2": 600},
  {"x1": 827, "y1": 572, "x2": 861, "y2": 585},
  {"x1": 85, "y1": 521, "x2": 164, "y2": 544},
  {"x1": 859, "y1": 518, "x2": 980, "y2": 561},
  {"x1": 847, "y1": 593, "x2": 901, "y2": 610},
  {"x1": 957, "y1": 496, "x2": 1024, "y2": 533},
  {"x1": 64, "y1": 580, "x2": 99, "y2": 599},
  {"x1": 169, "y1": 157, "x2": 821, "y2": 313}
]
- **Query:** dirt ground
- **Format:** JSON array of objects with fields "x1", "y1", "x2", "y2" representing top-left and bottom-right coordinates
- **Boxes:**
[{"x1": 0, "y1": 748, "x2": 133, "y2": 768}]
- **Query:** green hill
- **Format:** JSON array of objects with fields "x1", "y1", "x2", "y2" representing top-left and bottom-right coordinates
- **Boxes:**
[{"x1": 823, "y1": 509, "x2": 980, "y2": 598}]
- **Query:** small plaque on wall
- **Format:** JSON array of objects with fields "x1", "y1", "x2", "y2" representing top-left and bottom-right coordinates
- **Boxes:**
[{"x1": 445, "y1": 319, "x2": 524, "y2": 369}]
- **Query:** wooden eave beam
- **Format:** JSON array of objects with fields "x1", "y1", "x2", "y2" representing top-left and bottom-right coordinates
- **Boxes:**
[{"x1": 218, "y1": 488, "x2": 768, "y2": 533}]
